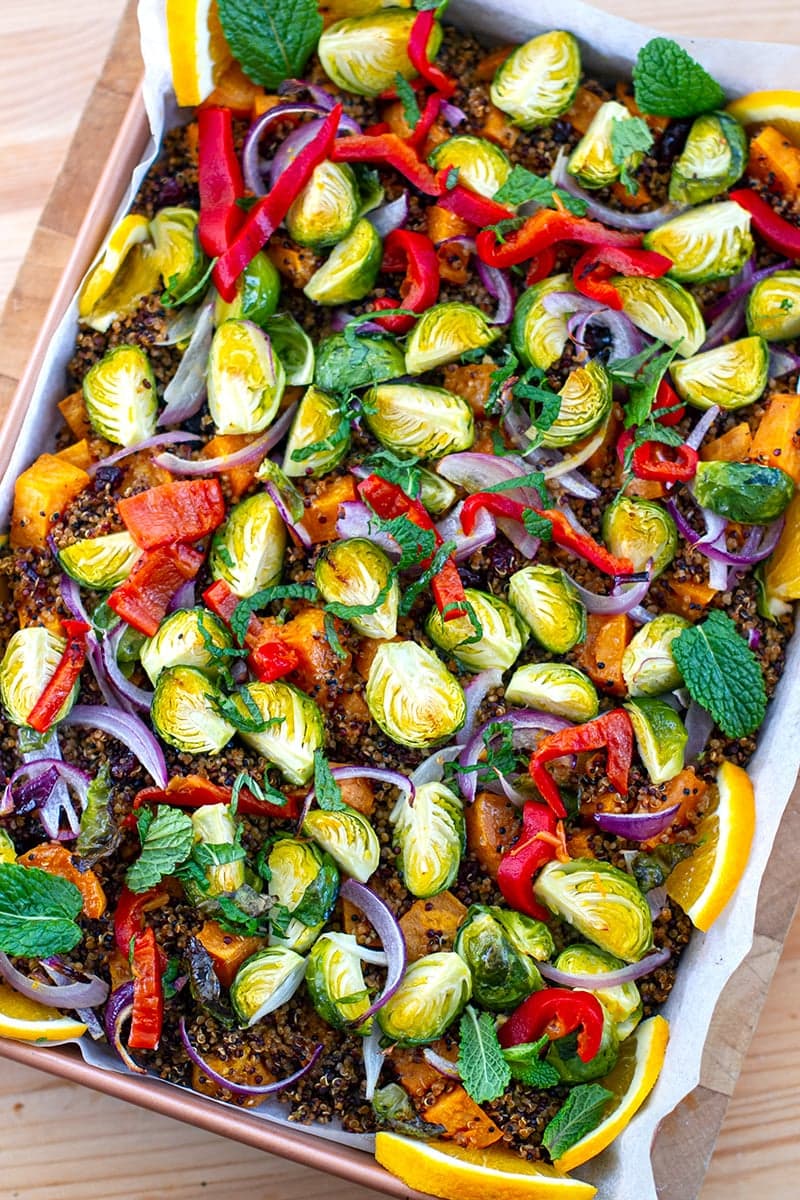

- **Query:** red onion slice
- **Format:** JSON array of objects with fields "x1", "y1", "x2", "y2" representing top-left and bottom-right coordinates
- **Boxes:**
[
  {"x1": 62, "y1": 705, "x2": 168, "y2": 788},
  {"x1": 41, "y1": 958, "x2": 106, "y2": 1038},
  {"x1": 551, "y1": 149, "x2": 685, "y2": 231},
  {"x1": 423, "y1": 1047, "x2": 461, "y2": 1078},
  {"x1": 2, "y1": 758, "x2": 89, "y2": 839},
  {"x1": 569, "y1": 308, "x2": 646, "y2": 360},
  {"x1": 100, "y1": 624, "x2": 154, "y2": 713},
  {"x1": 362, "y1": 1021, "x2": 387, "y2": 1100},
  {"x1": 685, "y1": 699, "x2": 715, "y2": 763},
  {"x1": 457, "y1": 709, "x2": 572, "y2": 804},
  {"x1": 263, "y1": 480, "x2": 312, "y2": 549},
  {"x1": 684, "y1": 405, "x2": 720, "y2": 452},
  {"x1": 180, "y1": 1017, "x2": 323, "y2": 1098},
  {"x1": 475, "y1": 257, "x2": 515, "y2": 325},
  {"x1": 304, "y1": 766, "x2": 414, "y2": 811},
  {"x1": 338, "y1": 879, "x2": 407, "y2": 1026},
  {"x1": 463, "y1": 669, "x2": 504, "y2": 740},
  {"x1": 410, "y1": 745, "x2": 464, "y2": 787},
  {"x1": 541, "y1": 291, "x2": 606, "y2": 317},
  {"x1": 593, "y1": 803, "x2": 681, "y2": 840},
  {"x1": 706, "y1": 258, "x2": 792, "y2": 321},
  {"x1": 268, "y1": 118, "x2": 326, "y2": 185},
  {"x1": 440, "y1": 100, "x2": 467, "y2": 127},
  {"x1": 243, "y1": 103, "x2": 333, "y2": 196},
  {"x1": 0, "y1": 952, "x2": 108, "y2": 1009},
  {"x1": 60, "y1": 574, "x2": 128, "y2": 710},
  {"x1": 336, "y1": 501, "x2": 402, "y2": 557},
  {"x1": 554, "y1": 468, "x2": 601, "y2": 500},
  {"x1": 496, "y1": 514, "x2": 540, "y2": 560},
  {"x1": 435, "y1": 501, "x2": 497, "y2": 561},
  {"x1": 88, "y1": 432, "x2": 201, "y2": 475},
  {"x1": 154, "y1": 402, "x2": 297, "y2": 476},
  {"x1": 538, "y1": 945, "x2": 671, "y2": 989},
  {"x1": 278, "y1": 79, "x2": 339, "y2": 110},
  {"x1": 168, "y1": 578, "x2": 197, "y2": 613},
  {"x1": 158, "y1": 302, "x2": 216, "y2": 427},
  {"x1": 769, "y1": 345, "x2": 800, "y2": 378},
  {"x1": 437, "y1": 451, "x2": 547, "y2": 509},
  {"x1": 104, "y1": 981, "x2": 145, "y2": 1074},
  {"x1": 367, "y1": 193, "x2": 409, "y2": 238},
  {"x1": 700, "y1": 296, "x2": 747, "y2": 351},
  {"x1": 567, "y1": 572, "x2": 652, "y2": 616},
  {"x1": 647, "y1": 885, "x2": 668, "y2": 920}
]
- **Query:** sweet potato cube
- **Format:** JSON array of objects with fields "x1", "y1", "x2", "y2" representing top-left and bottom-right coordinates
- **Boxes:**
[
  {"x1": 10, "y1": 454, "x2": 90, "y2": 549},
  {"x1": 196, "y1": 919, "x2": 265, "y2": 989},
  {"x1": 400, "y1": 891, "x2": 468, "y2": 962}
]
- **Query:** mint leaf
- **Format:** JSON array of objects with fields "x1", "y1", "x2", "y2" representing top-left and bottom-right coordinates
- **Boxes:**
[
  {"x1": 395, "y1": 72, "x2": 421, "y2": 130},
  {"x1": 372, "y1": 513, "x2": 437, "y2": 570},
  {"x1": 323, "y1": 610, "x2": 348, "y2": 662},
  {"x1": 0, "y1": 863, "x2": 84, "y2": 956},
  {"x1": 217, "y1": 0, "x2": 323, "y2": 90},
  {"x1": 313, "y1": 749, "x2": 347, "y2": 811},
  {"x1": 522, "y1": 509, "x2": 553, "y2": 542},
  {"x1": 231, "y1": 583, "x2": 317, "y2": 645},
  {"x1": 633, "y1": 38, "x2": 725, "y2": 118},
  {"x1": 483, "y1": 470, "x2": 548, "y2": 504},
  {"x1": 231, "y1": 770, "x2": 287, "y2": 811},
  {"x1": 672, "y1": 610, "x2": 767, "y2": 738},
  {"x1": 494, "y1": 165, "x2": 587, "y2": 216},
  {"x1": 502, "y1": 1036, "x2": 561, "y2": 1087},
  {"x1": 610, "y1": 116, "x2": 653, "y2": 195},
  {"x1": 458, "y1": 1006, "x2": 511, "y2": 1104},
  {"x1": 362, "y1": 449, "x2": 423, "y2": 499},
  {"x1": 543, "y1": 1084, "x2": 613, "y2": 1160},
  {"x1": 399, "y1": 539, "x2": 456, "y2": 615},
  {"x1": 125, "y1": 805, "x2": 195, "y2": 893}
]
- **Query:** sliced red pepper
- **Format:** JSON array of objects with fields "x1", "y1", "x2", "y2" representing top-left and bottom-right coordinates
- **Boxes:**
[
  {"x1": 202, "y1": 578, "x2": 298, "y2": 681},
  {"x1": 197, "y1": 107, "x2": 244, "y2": 258},
  {"x1": 497, "y1": 801, "x2": 558, "y2": 921},
  {"x1": 529, "y1": 709, "x2": 634, "y2": 817},
  {"x1": 364, "y1": 121, "x2": 392, "y2": 137},
  {"x1": 498, "y1": 986, "x2": 606, "y2": 1064},
  {"x1": 26, "y1": 619, "x2": 89, "y2": 734},
  {"x1": 407, "y1": 9, "x2": 456, "y2": 97},
  {"x1": 203, "y1": 577, "x2": 260, "y2": 642},
  {"x1": 407, "y1": 92, "x2": 442, "y2": 148},
  {"x1": 118, "y1": 480, "x2": 225, "y2": 551},
  {"x1": 369, "y1": 228, "x2": 440, "y2": 334},
  {"x1": 632, "y1": 440, "x2": 698, "y2": 482},
  {"x1": 133, "y1": 775, "x2": 301, "y2": 821},
  {"x1": 128, "y1": 926, "x2": 164, "y2": 1051},
  {"x1": 434, "y1": 178, "x2": 516, "y2": 228},
  {"x1": 114, "y1": 885, "x2": 169, "y2": 958},
  {"x1": 572, "y1": 245, "x2": 673, "y2": 310},
  {"x1": 331, "y1": 132, "x2": 441, "y2": 196},
  {"x1": 652, "y1": 377, "x2": 685, "y2": 427},
  {"x1": 108, "y1": 544, "x2": 204, "y2": 637},
  {"x1": 248, "y1": 637, "x2": 300, "y2": 682},
  {"x1": 525, "y1": 246, "x2": 558, "y2": 286},
  {"x1": 730, "y1": 188, "x2": 800, "y2": 260},
  {"x1": 475, "y1": 207, "x2": 641, "y2": 269}
]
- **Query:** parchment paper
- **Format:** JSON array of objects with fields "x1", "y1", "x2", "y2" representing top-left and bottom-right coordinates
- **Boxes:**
[{"x1": 2, "y1": 1, "x2": 800, "y2": 1194}]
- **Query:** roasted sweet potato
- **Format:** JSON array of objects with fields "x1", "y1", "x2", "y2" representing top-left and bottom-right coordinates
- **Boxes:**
[
  {"x1": 251, "y1": 93, "x2": 281, "y2": 120},
  {"x1": 748, "y1": 125, "x2": 800, "y2": 202},
  {"x1": 201, "y1": 433, "x2": 261, "y2": 500},
  {"x1": 392, "y1": 1047, "x2": 448, "y2": 1099},
  {"x1": 441, "y1": 362, "x2": 496, "y2": 416},
  {"x1": 280, "y1": 606, "x2": 352, "y2": 702},
  {"x1": 426, "y1": 204, "x2": 473, "y2": 246},
  {"x1": 56, "y1": 440, "x2": 93, "y2": 471},
  {"x1": 196, "y1": 919, "x2": 265, "y2": 989},
  {"x1": 748, "y1": 393, "x2": 800, "y2": 482},
  {"x1": 10, "y1": 454, "x2": 90, "y2": 549},
  {"x1": 474, "y1": 45, "x2": 515, "y2": 81},
  {"x1": 611, "y1": 178, "x2": 653, "y2": 209},
  {"x1": 577, "y1": 613, "x2": 634, "y2": 696},
  {"x1": 564, "y1": 85, "x2": 605, "y2": 135},
  {"x1": 436, "y1": 239, "x2": 472, "y2": 285},
  {"x1": 701, "y1": 422, "x2": 752, "y2": 463},
  {"x1": 17, "y1": 843, "x2": 106, "y2": 918},
  {"x1": 624, "y1": 477, "x2": 667, "y2": 500},
  {"x1": 480, "y1": 102, "x2": 519, "y2": 151},
  {"x1": 465, "y1": 791, "x2": 520, "y2": 879},
  {"x1": 118, "y1": 450, "x2": 173, "y2": 495},
  {"x1": 267, "y1": 235, "x2": 320, "y2": 288},
  {"x1": 201, "y1": 61, "x2": 264, "y2": 117},
  {"x1": 299, "y1": 475, "x2": 358, "y2": 543},
  {"x1": 58, "y1": 391, "x2": 91, "y2": 439},
  {"x1": 399, "y1": 891, "x2": 468, "y2": 962},
  {"x1": 665, "y1": 578, "x2": 718, "y2": 621},
  {"x1": 423, "y1": 1086, "x2": 504, "y2": 1149},
  {"x1": 192, "y1": 1045, "x2": 274, "y2": 1106},
  {"x1": 665, "y1": 767, "x2": 708, "y2": 827}
]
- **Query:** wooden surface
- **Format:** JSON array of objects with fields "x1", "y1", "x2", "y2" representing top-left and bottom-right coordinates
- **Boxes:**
[{"x1": 1, "y1": 1, "x2": 800, "y2": 1197}]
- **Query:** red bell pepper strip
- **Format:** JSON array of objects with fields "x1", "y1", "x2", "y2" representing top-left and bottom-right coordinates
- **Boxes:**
[
  {"x1": 108, "y1": 544, "x2": 204, "y2": 637},
  {"x1": 202, "y1": 578, "x2": 299, "y2": 681},
  {"x1": 407, "y1": 9, "x2": 456, "y2": 97},
  {"x1": 572, "y1": 245, "x2": 673, "y2": 310},
  {"x1": 26, "y1": 620, "x2": 89, "y2": 733},
  {"x1": 197, "y1": 107, "x2": 244, "y2": 258},
  {"x1": 525, "y1": 246, "x2": 558, "y2": 286},
  {"x1": 498, "y1": 987, "x2": 606, "y2": 1064},
  {"x1": 652, "y1": 377, "x2": 685, "y2": 427},
  {"x1": 729, "y1": 188, "x2": 800, "y2": 260},
  {"x1": 118, "y1": 480, "x2": 226, "y2": 551},
  {"x1": 407, "y1": 92, "x2": 442, "y2": 148},
  {"x1": 214, "y1": 105, "x2": 342, "y2": 301},
  {"x1": 364, "y1": 121, "x2": 392, "y2": 137},
  {"x1": 331, "y1": 132, "x2": 441, "y2": 196},
  {"x1": 248, "y1": 637, "x2": 300, "y2": 682},
  {"x1": 497, "y1": 801, "x2": 559, "y2": 921},
  {"x1": 370, "y1": 228, "x2": 440, "y2": 334},
  {"x1": 632, "y1": 440, "x2": 698, "y2": 482},
  {"x1": 434, "y1": 178, "x2": 516, "y2": 227},
  {"x1": 133, "y1": 775, "x2": 301, "y2": 821},
  {"x1": 476, "y1": 207, "x2": 641, "y2": 269},
  {"x1": 128, "y1": 927, "x2": 165, "y2": 1051},
  {"x1": 114, "y1": 885, "x2": 169, "y2": 958},
  {"x1": 529, "y1": 709, "x2": 634, "y2": 817},
  {"x1": 203, "y1": 577, "x2": 260, "y2": 643}
]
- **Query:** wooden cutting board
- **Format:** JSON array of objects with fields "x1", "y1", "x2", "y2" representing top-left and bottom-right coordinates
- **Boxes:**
[{"x1": 1, "y1": 2, "x2": 800, "y2": 1198}]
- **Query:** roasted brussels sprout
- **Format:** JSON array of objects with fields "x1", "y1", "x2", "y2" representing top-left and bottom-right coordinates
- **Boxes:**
[
  {"x1": 83, "y1": 344, "x2": 158, "y2": 446},
  {"x1": 263, "y1": 313, "x2": 315, "y2": 385},
  {"x1": 371, "y1": 1082, "x2": 446, "y2": 1139},
  {"x1": 366, "y1": 640, "x2": 466, "y2": 749},
  {"x1": 405, "y1": 303, "x2": 500, "y2": 376},
  {"x1": 625, "y1": 697, "x2": 688, "y2": 785},
  {"x1": 283, "y1": 386, "x2": 350, "y2": 478},
  {"x1": 602, "y1": 495, "x2": 677, "y2": 578},
  {"x1": 425, "y1": 587, "x2": 528, "y2": 671},
  {"x1": 265, "y1": 836, "x2": 339, "y2": 953},
  {"x1": 306, "y1": 931, "x2": 373, "y2": 1030},
  {"x1": 568, "y1": 101, "x2": 636, "y2": 190},
  {"x1": 304, "y1": 218, "x2": 382, "y2": 305},
  {"x1": 511, "y1": 274, "x2": 575, "y2": 371},
  {"x1": 547, "y1": 1006, "x2": 620, "y2": 1082},
  {"x1": 540, "y1": 360, "x2": 613, "y2": 449},
  {"x1": 669, "y1": 336, "x2": 769, "y2": 411},
  {"x1": 235, "y1": 681, "x2": 325, "y2": 786},
  {"x1": 214, "y1": 250, "x2": 281, "y2": 327},
  {"x1": 554, "y1": 943, "x2": 642, "y2": 1040},
  {"x1": 286, "y1": 161, "x2": 361, "y2": 249},
  {"x1": 693, "y1": 460, "x2": 795, "y2": 524},
  {"x1": 505, "y1": 662, "x2": 599, "y2": 723},
  {"x1": 621, "y1": 613, "x2": 690, "y2": 697},
  {"x1": 534, "y1": 859, "x2": 654, "y2": 962},
  {"x1": 254, "y1": 458, "x2": 306, "y2": 527},
  {"x1": 428, "y1": 136, "x2": 512, "y2": 198},
  {"x1": 746, "y1": 270, "x2": 800, "y2": 342},
  {"x1": 188, "y1": 803, "x2": 246, "y2": 898},
  {"x1": 230, "y1": 947, "x2": 307, "y2": 1026},
  {"x1": 454, "y1": 905, "x2": 551, "y2": 1010},
  {"x1": 314, "y1": 332, "x2": 405, "y2": 393},
  {"x1": 207, "y1": 319, "x2": 286, "y2": 435},
  {"x1": 364, "y1": 383, "x2": 474, "y2": 459},
  {"x1": 150, "y1": 206, "x2": 208, "y2": 299},
  {"x1": 613, "y1": 276, "x2": 706, "y2": 358},
  {"x1": 643, "y1": 201, "x2": 754, "y2": 283},
  {"x1": 59, "y1": 531, "x2": 140, "y2": 591},
  {"x1": 390, "y1": 781, "x2": 465, "y2": 898},
  {"x1": 509, "y1": 564, "x2": 586, "y2": 654},
  {"x1": 490, "y1": 31, "x2": 581, "y2": 129},
  {"x1": 418, "y1": 468, "x2": 457, "y2": 516},
  {"x1": 668, "y1": 112, "x2": 747, "y2": 206},
  {"x1": 302, "y1": 807, "x2": 381, "y2": 883},
  {"x1": 377, "y1": 952, "x2": 472, "y2": 1044},
  {"x1": 151, "y1": 665, "x2": 235, "y2": 754},
  {"x1": 315, "y1": 538, "x2": 399, "y2": 639},
  {"x1": 318, "y1": 9, "x2": 441, "y2": 96},
  {"x1": 209, "y1": 493, "x2": 286, "y2": 599},
  {"x1": 0, "y1": 627, "x2": 77, "y2": 728},
  {"x1": 139, "y1": 607, "x2": 233, "y2": 685}
]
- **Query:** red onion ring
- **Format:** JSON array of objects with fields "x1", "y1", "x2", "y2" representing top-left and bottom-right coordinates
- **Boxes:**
[
  {"x1": 551, "y1": 149, "x2": 685, "y2": 231},
  {"x1": 685, "y1": 699, "x2": 715, "y2": 763},
  {"x1": 154, "y1": 402, "x2": 297, "y2": 476},
  {"x1": 647, "y1": 885, "x2": 668, "y2": 920},
  {"x1": 538, "y1": 945, "x2": 671, "y2": 989},
  {"x1": 168, "y1": 578, "x2": 197, "y2": 613},
  {"x1": 410, "y1": 745, "x2": 464, "y2": 787},
  {"x1": 0, "y1": 952, "x2": 108, "y2": 1009},
  {"x1": 463, "y1": 668, "x2": 504, "y2": 740},
  {"x1": 706, "y1": 258, "x2": 792, "y2": 321},
  {"x1": 329, "y1": 309, "x2": 386, "y2": 335},
  {"x1": 158, "y1": 302, "x2": 216, "y2": 427},
  {"x1": 366, "y1": 193, "x2": 409, "y2": 238},
  {"x1": 101, "y1": 624, "x2": 154, "y2": 713},
  {"x1": 684, "y1": 405, "x2": 720, "y2": 452},
  {"x1": 336, "y1": 501, "x2": 403, "y2": 556},
  {"x1": 593, "y1": 803, "x2": 681, "y2": 840},
  {"x1": 362, "y1": 1021, "x2": 387, "y2": 1100},
  {"x1": 60, "y1": 574, "x2": 128, "y2": 710},
  {"x1": 338, "y1": 879, "x2": 407, "y2": 1026},
  {"x1": 263, "y1": 480, "x2": 312, "y2": 549},
  {"x1": 475, "y1": 257, "x2": 515, "y2": 325},
  {"x1": 243, "y1": 102, "x2": 361, "y2": 195},
  {"x1": 277, "y1": 79, "x2": 339, "y2": 111},
  {"x1": 666, "y1": 496, "x2": 784, "y2": 565},
  {"x1": 435, "y1": 501, "x2": 497, "y2": 561},
  {"x1": 2, "y1": 758, "x2": 89, "y2": 839},
  {"x1": 41, "y1": 958, "x2": 105, "y2": 1038},
  {"x1": 179, "y1": 1017, "x2": 323, "y2": 1098},
  {"x1": 567, "y1": 572, "x2": 652, "y2": 616},
  {"x1": 89, "y1": 432, "x2": 201, "y2": 475},
  {"x1": 423, "y1": 1047, "x2": 461, "y2": 1078},
  {"x1": 495, "y1": 515, "x2": 540, "y2": 560},
  {"x1": 457, "y1": 709, "x2": 572, "y2": 804},
  {"x1": 104, "y1": 981, "x2": 145, "y2": 1074},
  {"x1": 769, "y1": 345, "x2": 800, "y2": 378},
  {"x1": 437, "y1": 451, "x2": 547, "y2": 509},
  {"x1": 700, "y1": 297, "x2": 747, "y2": 351},
  {"x1": 62, "y1": 705, "x2": 168, "y2": 788},
  {"x1": 304, "y1": 766, "x2": 414, "y2": 811},
  {"x1": 440, "y1": 100, "x2": 467, "y2": 127},
  {"x1": 568, "y1": 308, "x2": 646, "y2": 360}
]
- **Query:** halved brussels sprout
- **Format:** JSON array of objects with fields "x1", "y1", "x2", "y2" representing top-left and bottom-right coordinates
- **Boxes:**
[
  {"x1": 454, "y1": 905, "x2": 550, "y2": 1011},
  {"x1": 390, "y1": 781, "x2": 464, "y2": 898},
  {"x1": 693, "y1": 460, "x2": 795, "y2": 524},
  {"x1": 189, "y1": 803, "x2": 246, "y2": 898},
  {"x1": 59, "y1": 531, "x2": 140, "y2": 590},
  {"x1": 286, "y1": 161, "x2": 361, "y2": 249},
  {"x1": 283, "y1": 386, "x2": 350, "y2": 478},
  {"x1": 302, "y1": 807, "x2": 381, "y2": 883},
  {"x1": 669, "y1": 336, "x2": 768, "y2": 411},
  {"x1": 428, "y1": 136, "x2": 512, "y2": 199},
  {"x1": 505, "y1": 662, "x2": 599, "y2": 723},
  {"x1": 214, "y1": 250, "x2": 280, "y2": 327},
  {"x1": 263, "y1": 313, "x2": 315, "y2": 385},
  {"x1": 364, "y1": 383, "x2": 474, "y2": 460},
  {"x1": 405, "y1": 303, "x2": 500, "y2": 376},
  {"x1": 668, "y1": 112, "x2": 747, "y2": 206},
  {"x1": 568, "y1": 101, "x2": 635, "y2": 190},
  {"x1": 425, "y1": 587, "x2": 527, "y2": 671},
  {"x1": 306, "y1": 931, "x2": 373, "y2": 1030},
  {"x1": 315, "y1": 538, "x2": 399, "y2": 639},
  {"x1": 377, "y1": 952, "x2": 471, "y2": 1045},
  {"x1": 207, "y1": 319, "x2": 286, "y2": 435},
  {"x1": 554, "y1": 943, "x2": 642, "y2": 1040},
  {"x1": 643, "y1": 201, "x2": 754, "y2": 284},
  {"x1": 151, "y1": 665, "x2": 235, "y2": 754},
  {"x1": 235, "y1": 681, "x2": 325, "y2": 786},
  {"x1": 139, "y1": 607, "x2": 233, "y2": 685},
  {"x1": 602, "y1": 495, "x2": 677, "y2": 578},
  {"x1": 0, "y1": 627, "x2": 76, "y2": 728},
  {"x1": 83, "y1": 345, "x2": 158, "y2": 446},
  {"x1": 746, "y1": 271, "x2": 800, "y2": 342},
  {"x1": 366, "y1": 640, "x2": 466, "y2": 749},
  {"x1": 230, "y1": 947, "x2": 307, "y2": 1026},
  {"x1": 266, "y1": 836, "x2": 339, "y2": 953},
  {"x1": 547, "y1": 1005, "x2": 620, "y2": 1082},
  {"x1": 509, "y1": 564, "x2": 586, "y2": 654},
  {"x1": 625, "y1": 697, "x2": 687, "y2": 785},
  {"x1": 534, "y1": 859, "x2": 654, "y2": 962},
  {"x1": 150, "y1": 206, "x2": 208, "y2": 298},
  {"x1": 209, "y1": 493, "x2": 286, "y2": 599},
  {"x1": 540, "y1": 360, "x2": 613, "y2": 449},
  {"x1": 490, "y1": 31, "x2": 581, "y2": 129},
  {"x1": 511, "y1": 274, "x2": 575, "y2": 371},
  {"x1": 314, "y1": 332, "x2": 405, "y2": 393},
  {"x1": 622, "y1": 613, "x2": 690, "y2": 698},
  {"x1": 318, "y1": 9, "x2": 441, "y2": 97},
  {"x1": 418, "y1": 468, "x2": 457, "y2": 516},
  {"x1": 304, "y1": 218, "x2": 382, "y2": 305},
  {"x1": 612, "y1": 276, "x2": 706, "y2": 358}
]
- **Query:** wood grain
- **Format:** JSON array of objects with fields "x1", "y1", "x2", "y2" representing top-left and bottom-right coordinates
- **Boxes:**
[{"x1": 1, "y1": 2, "x2": 800, "y2": 1198}]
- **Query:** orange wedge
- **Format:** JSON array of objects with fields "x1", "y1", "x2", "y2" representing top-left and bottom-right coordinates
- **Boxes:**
[
  {"x1": 166, "y1": 0, "x2": 233, "y2": 108},
  {"x1": 727, "y1": 90, "x2": 800, "y2": 146}
]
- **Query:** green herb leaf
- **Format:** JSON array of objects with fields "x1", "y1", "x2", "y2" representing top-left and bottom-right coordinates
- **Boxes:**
[
  {"x1": 374, "y1": 513, "x2": 437, "y2": 571},
  {"x1": 75, "y1": 764, "x2": 119, "y2": 867},
  {"x1": 672, "y1": 610, "x2": 767, "y2": 738},
  {"x1": 395, "y1": 71, "x2": 421, "y2": 130},
  {"x1": 610, "y1": 116, "x2": 653, "y2": 195},
  {"x1": 543, "y1": 1084, "x2": 613, "y2": 1160},
  {"x1": 445, "y1": 166, "x2": 460, "y2": 190},
  {"x1": 494, "y1": 164, "x2": 588, "y2": 216},
  {"x1": 313, "y1": 749, "x2": 347, "y2": 811},
  {"x1": 231, "y1": 583, "x2": 318, "y2": 645},
  {"x1": 231, "y1": 770, "x2": 287, "y2": 811},
  {"x1": 399, "y1": 539, "x2": 456, "y2": 615},
  {"x1": 502, "y1": 1036, "x2": 562, "y2": 1087},
  {"x1": 632, "y1": 37, "x2": 725, "y2": 118},
  {"x1": 522, "y1": 509, "x2": 554, "y2": 541},
  {"x1": 458, "y1": 1005, "x2": 512, "y2": 1104},
  {"x1": 483, "y1": 470, "x2": 548, "y2": 505},
  {"x1": 0, "y1": 863, "x2": 84, "y2": 956},
  {"x1": 362, "y1": 449, "x2": 423, "y2": 498},
  {"x1": 323, "y1": 610, "x2": 348, "y2": 662},
  {"x1": 125, "y1": 806, "x2": 195, "y2": 894},
  {"x1": 608, "y1": 341, "x2": 678, "y2": 430},
  {"x1": 161, "y1": 256, "x2": 216, "y2": 309},
  {"x1": 325, "y1": 576, "x2": 395, "y2": 622},
  {"x1": 216, "y1": 886, "x2": 271, "y2": 937},
  {"x1": 486, "y1": 216, "x2": 525, "y2": 244},
  {"x1": 217, "y1": 0, "x2": 323, "y2": 90}
]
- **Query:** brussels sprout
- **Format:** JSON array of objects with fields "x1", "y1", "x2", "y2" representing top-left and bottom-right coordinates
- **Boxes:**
[
  {"x1": 230, "y1": 946, "x2": 307, "y2": 1026},
  {"x1": 151, "y1": 665, "x2": 235, "y2": 754},
  {"x1": 454, "y1": 905, "x2": 548, "y2": 1010},
  {"x1": 364, "y1": 383, "x2": 474, "y2": 460},
  {"x1": 568, "y1": 101, "x2": 636, "y2": 190},
  {"x1": 207, "y1": 319, "x2": 286, "y2": 435},
  {"x1": 746, "y1": 270, "x2": 800, "y2": 342},
  {"x1": 263, "y1": 313, "x2": 314, "y2": 385},
  {"x1": 508, "y1": 565, "x2": 586, "y2": 654},
  {"x1": 139, "y1": 607, "x2": 233, "y2": 685},
  {"x1": 0, "y1": 627, "x2": 77, "y2": 728},
  {"x1": 190, "y1": 803, "x2": 246, "y2": 897},
  {"x1": 209, "y1": 493, "x2": 286, "y2": 599},
  {"x1": 428, "y1": 136, "x2": 512, "y2": 199},
  {"x1": 554, "y1": 943, "x2": 642, "y2": 1040},
  {"x1": 495, "y1": 908, "x2": 556, "y2": 961},
  {"x1": 693, "y1": 460, "x2": 795, "y2": 524},
  {"x1": 255, "y1": 458, "x2": 306, "y2": 526},
  {"x1": 511, "y1": 274, "x2": 575, "y2": 371},
  {"x1": 150, "y1": 206, "x2": 208, "y2": 299},
  {"x1": 390, "y1": 781, "x2": 464, "y2": 898},
  {"x1": 371, "y1": 1082, "x2": 446, "y2": 1138},
  {"x1": 612, "y1": 276, "x2": 706, "y2": 358},
  {"x1": 235, "y1": 681, "x2": 325, "y2": 785},
  {"x1": 540, "y1": 360, "x2": 613, "y2": 449},
  {"x1": 306, "y1": 931, "x2": 374, "y2": 1030},
  {"x1": 669, "y1": 336, "x2": 768, "y2": 411},
  {"x1": 622, "y1": 613, "x2": 690, "y2": 698},
  {"x1": 265, "y1": 836, "x2": 339, "y2": 953},
  {"x1": 405, "y1": 303, "x2": 500, "y2": 375},
  {"x1": 304, "y1": 219, "x2": 382, "y2": 305},
  {"x1": 425, "y1": 588, "x2": 528, "y2": 671},
  {"x1": 286, "y1": 161, "x2": 361, "y2": 249},
  {"x1": 315, "y1": 538, "x2": 399, "y2": 639},
  {"x1": 534, "y1": 859, "x2": 654, "y2": 962},
  {"x1": 418, "y1": 468, "x2": 457, "y2": 516},
  {"x1": 214, "y1": 250, "x2": 280, "y2": 327},
  {"x1": 83, "y1": 345, "x2": 158, "y2": 446},
  {"x1": 377, "y1": 952, "x2": 472, "y2": 1044},
  {"x1": 0, "y1": 830, "x2": 16, "y2": 865},
  {"x1": 366, "y1": 640, "x2": 466, "y2": 749},
  {"x1": 314, "y1": 332, "x2": 405, "y2": 393},
  {"x1": 283, "y1": 386, "x2": 350, "y2": 478},
  {"x1": 302, "y1": 807, "x2": 381, "y2": 883},
  {"x1": 547, "y1": 1006, "x2": 620, "y2": 1082},
  {"x1": 58, "y1": 530, "x2": 140, "y2": 590},
  {"x1": 505, "y1": 662, "x2": 599, "y2": 723},
  {"x1": 668, "y1": 112, "x2": 747, "y2": 206},
  {"x1": 624, "y1": 697, "x2": 687, "y2": 785},
  {"x1": 318, "y1": 9, "x2": 441, "y2": 97},
  {"x1": 602, "y1": 495, "x2": 677, "y2": 578},
  {"x1": 643, "y1": 201, "x2": 754, "y2": 284},
  {"x1": 490, "y1": 31, "x2": 581, "y2": 130}
]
